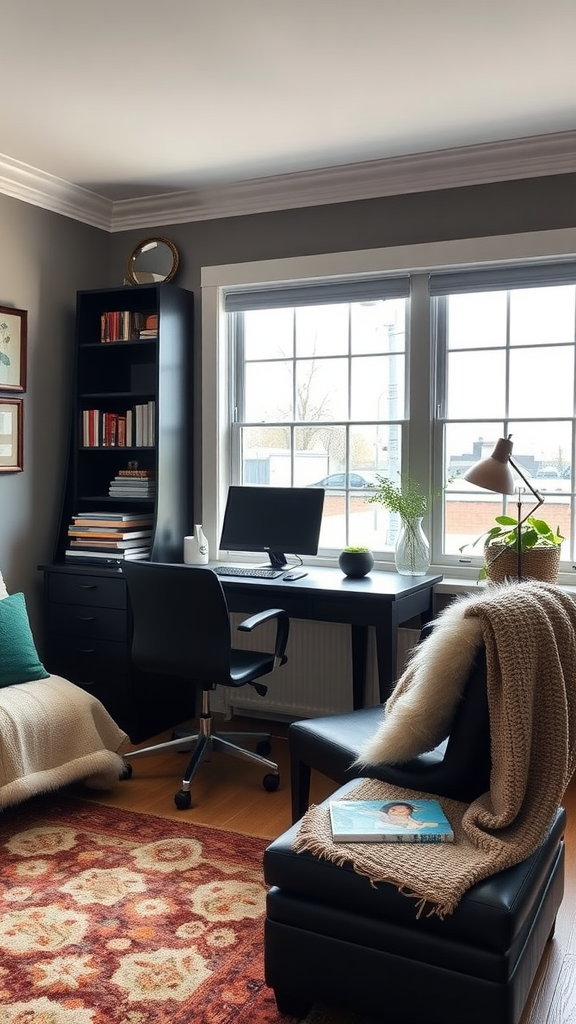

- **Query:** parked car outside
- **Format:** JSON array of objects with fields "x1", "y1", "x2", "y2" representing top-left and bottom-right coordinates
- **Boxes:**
[
  {"x1": 536, "y1": 466, "x2": 560, "y2": 478},
  {"x1": 307, "y1": 472, "x2": 376, "y2": 489}
]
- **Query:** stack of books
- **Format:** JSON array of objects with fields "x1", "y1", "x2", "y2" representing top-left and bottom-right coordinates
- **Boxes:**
[
  {"x1": 64, "y1": 511, "x2": 154, "y2": 564},
  {"x1": 108, "y1": 468, "x2": 156, "y2": 498}
]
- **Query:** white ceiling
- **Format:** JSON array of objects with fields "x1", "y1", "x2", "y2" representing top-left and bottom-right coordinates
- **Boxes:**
[{"x1": 2, "y1": 0, "x2": 576, "y2": 231}]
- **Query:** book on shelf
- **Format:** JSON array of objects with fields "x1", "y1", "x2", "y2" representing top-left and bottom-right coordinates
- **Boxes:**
[
  {"x1": 64, "y1": 547, "x2": 151, "y2": 563},
  {"x1": 328, "y1": 799, "x2": 454, "y2": 844},
  {"x1": 108, "y1": 494, "x2": 156, "y2": 502},
  {"x1": 116, "y1": 469, "x2": 154, "y2": 478},
  {"x1": 81, "y1": 403, "x2": 155, "y2": 447},
  {"x1": 109, "y1": 476, "x2": 156, "y2": 487},
  {"x1": 68, "y1": 528, "x2": 153, "y2": 540},
  {"x1": 100, "y1": 311, "x2": 145, "y2": 343},
  {"x1": 69, "y1": 539, "x2": 151, "y2": 551},
  {"x1": 72, "y1": 513, "x2": 153, "y2": 526}
]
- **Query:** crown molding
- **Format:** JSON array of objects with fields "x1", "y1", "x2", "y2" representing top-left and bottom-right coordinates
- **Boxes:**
[
  {"x1": 1, "y1": 131, "x2": 576, "y2": 234},
  {"x1": 0, "y1": 154, "x2": 113, "y2": 230}
]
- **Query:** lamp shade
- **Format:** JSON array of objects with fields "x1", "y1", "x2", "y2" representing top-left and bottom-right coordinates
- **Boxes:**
[{"x1": 464, "y1": 437, "x2": 516, "y2": 495}]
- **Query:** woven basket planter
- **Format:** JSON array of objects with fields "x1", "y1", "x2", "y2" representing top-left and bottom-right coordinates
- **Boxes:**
[{"x1": 485, "y1": 543, "x2": 561, "y2": 585}]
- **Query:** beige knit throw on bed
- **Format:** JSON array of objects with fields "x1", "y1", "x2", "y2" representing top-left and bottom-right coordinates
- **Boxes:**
[{"x1": 294, "y1": 581, "x2": 576, "y2": 918}]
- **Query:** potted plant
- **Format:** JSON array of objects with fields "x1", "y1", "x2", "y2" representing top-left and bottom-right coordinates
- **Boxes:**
[
  {"x1": 338, "y1": 545, "x2": 374, "y2": 578},
  {"x1": 368, "y1": 475, "x2": 431, "y2": 576},
  {"x1": 460, "y1": 514, "x2": 564, "y2": 582}
]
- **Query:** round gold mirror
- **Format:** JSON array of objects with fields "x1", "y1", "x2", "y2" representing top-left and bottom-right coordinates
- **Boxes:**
[{"x1": 126, "y1": 236, "x2": 179, "y2": 285}]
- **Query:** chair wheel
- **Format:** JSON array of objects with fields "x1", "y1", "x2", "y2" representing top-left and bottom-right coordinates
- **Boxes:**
[
  {"x1": 120, "y1": 762, "x2": 133, "y2": 780},
  {"x1": 174, "y1": 789, "x2": 192, "y2": 810},
  {"x1": 256, "y1": 740, "x2": 272, "y2": 756},
  {"x1": 263, "y1": 772, "x2": 280, "y2": 792}
]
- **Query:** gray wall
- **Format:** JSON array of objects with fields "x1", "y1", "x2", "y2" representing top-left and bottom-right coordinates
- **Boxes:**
[
  {"x1": 2, "y1": 173, "x2": 576, "y2": 639},
  {"x1": 0, "y1": 194, "x2": 111, "y2": 634},
  {"x1": 112, "y1": 171, "x2": 576, "y2": 524}
]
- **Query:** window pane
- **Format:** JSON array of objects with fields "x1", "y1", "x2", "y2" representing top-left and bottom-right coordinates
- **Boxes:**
[
  {"x1": 351, "y1": 354, "x2": 405, "y2": 421},
  {"x1": 240, "y1": 426, "x2": 292, "y2": 485},
  {"x1": 350, "y1": 299, "x2": 406, "y2": 355},
  {"x1": 244, "y1": 308, "x2": 294, "y2": 359},
  {"x1": 349, "y1": 424, "x2": 401, "y2": 481},
  {"x1": 447, "y1": 292, "x2": 507, "y2": 349},
  {"x1": 295, "y1": 357, "x2": 349, "y2": 421},
  {"x1": 509, "y1": 347, "x2": 574, "y2": 418},
  {"x1": 245, "y1": 361, "x2": 293, "y2": 421},
  {"x1": 444, "y1": 424, "x2": 510, "y2": 557},
  {"x1": 446, "y1": 350, "x2": 506, "y2": 418},
  {"x1": 295, "y1": 304, "x2": 348, "y2": 357},
  {"x1": 508, "y1": 421, "x2": 572, "y2": 558},
  {"x1": 510, "y1": 286, "x2": 576, "y2": 346},
  {"x1": 293, "y1": 425, "x2": 346, "y2": 486}
]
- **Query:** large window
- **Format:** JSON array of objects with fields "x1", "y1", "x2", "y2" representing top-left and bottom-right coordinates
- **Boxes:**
[
  {"x1": 225, "y1": 278, "x2": 409, "y2": 555},
  {"x1": 201, "y1": 230, "x2": 576, "y2": 577},
  {"x1": 432, "y1": 263, "x2": 576, "y2": 572}
]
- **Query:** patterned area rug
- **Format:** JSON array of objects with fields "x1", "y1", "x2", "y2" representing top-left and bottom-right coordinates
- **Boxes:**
[{"x1": 0, "y1": 794, "x2": 357, "y2": 1024}]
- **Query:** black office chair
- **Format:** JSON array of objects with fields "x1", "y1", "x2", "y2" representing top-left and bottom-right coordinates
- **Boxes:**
[
  {"x1": 288, "y1": 623, "x2": 491, "y2": 822},
  {"x1": 121, "y1": 561, "x2": 290, "y2": 809}
]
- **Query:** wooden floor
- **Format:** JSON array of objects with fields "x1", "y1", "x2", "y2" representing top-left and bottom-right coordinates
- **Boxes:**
[{"x1": 82, "y1": 713, "x2": 576, "y2": 1024}]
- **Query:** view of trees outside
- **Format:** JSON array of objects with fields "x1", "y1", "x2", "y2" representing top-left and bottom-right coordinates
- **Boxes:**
[
  {"x1": 237, "y1": 300, "x2": 406, "y2": 551},
  {"x1": 230, "y1": 281, "x2": 576, "y2": 562}
]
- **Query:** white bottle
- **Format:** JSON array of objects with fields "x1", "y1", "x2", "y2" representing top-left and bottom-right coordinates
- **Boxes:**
[{"x1": 183, "y1": 525, "x2": 209, "y2": 565}]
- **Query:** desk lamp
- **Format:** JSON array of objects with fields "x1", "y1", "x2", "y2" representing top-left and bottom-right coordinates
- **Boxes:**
[{"x1": 464, "y1": 435, "x2": 544, "y2": 582}]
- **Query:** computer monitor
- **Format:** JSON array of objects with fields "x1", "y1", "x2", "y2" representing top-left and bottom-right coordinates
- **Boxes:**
[{"x1": 219, "y1": 485, "x2": 325, "y2": 569}]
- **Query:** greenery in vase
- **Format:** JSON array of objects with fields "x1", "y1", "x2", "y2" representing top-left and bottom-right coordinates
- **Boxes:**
[
  {"x1": 367, "y1": 475, "x2": 428, "y2": 521},
  {"x1": 342, "y1": 545, "x2": 372, "y2": 553}
]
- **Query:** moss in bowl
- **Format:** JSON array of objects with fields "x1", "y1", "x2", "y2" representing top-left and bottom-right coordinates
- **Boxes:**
[{"x1": 338, "y1": 546, "x2": 374, "y2": 578}]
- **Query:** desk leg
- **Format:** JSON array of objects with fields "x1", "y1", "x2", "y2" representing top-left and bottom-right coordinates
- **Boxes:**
[
  {"x1": 351, "y1": 625, "x2": 369, "y2": 710},
  {"x1": 374, "y1": 612, "x2": 398, "y2": 704}
]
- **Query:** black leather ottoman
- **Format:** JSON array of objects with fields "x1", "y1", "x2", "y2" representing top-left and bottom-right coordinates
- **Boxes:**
[{"x1": 264, "y1": 780, "x2": 566, "y2": 1024}]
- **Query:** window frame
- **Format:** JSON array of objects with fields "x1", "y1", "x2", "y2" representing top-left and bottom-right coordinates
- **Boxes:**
[{"x1": 201, "y1": 227, "x2": 576, "y2": 579}]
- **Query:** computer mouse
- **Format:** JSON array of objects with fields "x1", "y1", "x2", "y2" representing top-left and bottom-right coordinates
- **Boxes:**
[{"x1": 283, "y1": 571, "x2": 308, "y2": 581}]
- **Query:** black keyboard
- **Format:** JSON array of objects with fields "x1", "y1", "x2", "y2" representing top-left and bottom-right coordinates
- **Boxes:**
[{"x1": 212, "y1": 565, "x2": 284, "y2": 579}]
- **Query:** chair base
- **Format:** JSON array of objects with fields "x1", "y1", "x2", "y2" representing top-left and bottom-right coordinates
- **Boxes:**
[{"x1": 123, "y1": 721, "x2": 280, "y2": 808}]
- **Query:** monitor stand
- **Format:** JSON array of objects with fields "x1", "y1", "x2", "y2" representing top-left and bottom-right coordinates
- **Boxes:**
[{"x1": 268, "y1": 551, "x2": 288, "y2": 570}]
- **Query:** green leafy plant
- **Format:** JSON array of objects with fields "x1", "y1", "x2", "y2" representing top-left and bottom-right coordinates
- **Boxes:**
[
  {"x1": 460, "y1": 515, "x2": 564, "y2": 580},
  {"x1": 367, "y1": 475, "x2": 428, "y2": 521},
  {"x1": 342, "y1": 545, "x2": 371, "y2": 553}
]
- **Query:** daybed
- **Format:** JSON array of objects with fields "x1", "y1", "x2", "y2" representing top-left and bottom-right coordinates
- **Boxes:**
[{"x1": 0, "y1": 570, "x2": 127, "y2": 809}]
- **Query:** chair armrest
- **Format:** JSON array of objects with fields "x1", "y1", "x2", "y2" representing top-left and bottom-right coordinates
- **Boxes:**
[{"x1": 237, "y1": 608, "x2": 290, "y2": 670}]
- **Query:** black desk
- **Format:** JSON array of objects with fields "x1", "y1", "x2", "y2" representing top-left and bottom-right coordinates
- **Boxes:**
[{"x1": 211, "y1": 566, "x2": 442, "y2": 709}]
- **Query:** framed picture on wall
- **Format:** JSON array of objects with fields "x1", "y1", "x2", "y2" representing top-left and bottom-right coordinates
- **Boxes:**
[
  {"x1": 0, "y1": 398, "x2": 23, "y2": 472},
  {"x1": 0, "y1": 306, "x2": 27, "y2": 392}
]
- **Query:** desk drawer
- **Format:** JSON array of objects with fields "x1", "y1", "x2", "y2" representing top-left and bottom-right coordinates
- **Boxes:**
[
  {"x1": 47, "y1": 573, "x2": 127, "y2": 610},
  {"x1": 224, "y1": 587, "x2": 310, "y2": 619},
  {"x1": 47, "y1": 603, "x2": 127, "y2": 642},
  {"x1": 46, "y1": 635, "x2": 128, "y2": 683}
]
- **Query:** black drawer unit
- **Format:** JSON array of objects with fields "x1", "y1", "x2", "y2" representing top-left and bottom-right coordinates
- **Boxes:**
[{"x1": 41, "y1": 564, "x2": 195, "y2": 743}]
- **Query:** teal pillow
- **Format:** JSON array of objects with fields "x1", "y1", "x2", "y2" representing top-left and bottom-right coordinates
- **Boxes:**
[{"x1": 0, "y1": 592, "x2": 50, "y2": 688}]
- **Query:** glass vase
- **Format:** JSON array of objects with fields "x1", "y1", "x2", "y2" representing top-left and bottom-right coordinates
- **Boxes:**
[{"x1": 394, "y1": 516, "x2": 430, "y2": 576}]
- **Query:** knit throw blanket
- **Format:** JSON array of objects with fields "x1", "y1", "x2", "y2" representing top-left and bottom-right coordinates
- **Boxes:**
[
  {"x1": 0, "y1": 674, "x2": 128, "y2": 810},
  {"x1": 294, "y1": 581, "x2": 576, "y2": 918}
]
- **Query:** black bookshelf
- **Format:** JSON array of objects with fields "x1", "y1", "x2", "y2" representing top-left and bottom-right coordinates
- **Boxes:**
[{"x1": 40, "y1": 284, "x2": 194, "y2": 741}]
